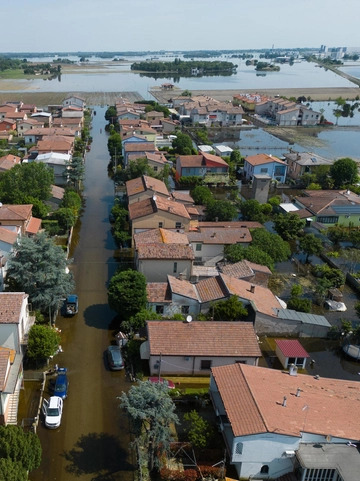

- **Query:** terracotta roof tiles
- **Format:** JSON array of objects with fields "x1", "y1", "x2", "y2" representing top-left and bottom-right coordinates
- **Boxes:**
[
  {"x1": 0, "y1": 293, "x2": 27, "y2": 324},
  {"x1": 167, "y1": 275, "x2": 199, "y2": 300},
  {"x1": 147, "y1": 321, "x2": 261, "y2": 357},
  {"x1": 146, "y1": 283, "x2": 172, "y2": 303},
  {"x1": 275, "y1": 339, "x2": 310, "y2": 358},
  {"x1": 136, "y1": 243, "x2": 194, "y2": 260},
  {"x1": 0, "y1": 204, "x2": 32, "y2": 221},
  {"x1": 126, "y1": 175, "x2": 169, "y2": 198}
]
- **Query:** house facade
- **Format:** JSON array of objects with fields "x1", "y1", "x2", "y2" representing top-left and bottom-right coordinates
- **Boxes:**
[
  {"x1": 175, "y1": 153, "x2": 229, "y2": 182},
  {"x1": 126, "y1": 175, "x2": 169, "y2": 204},
  {"x1": 143, "y1": 321, "x2": 261, "y2": 376},
  {"x1": 0, "y1": 204, "x2": 41, "y2": 236},
  {"x1": 34, "y1": 152, "x2": 70, "y2": 185},
  {"x1": 243, "y1": 153, "x2": 287, "y2": 183},
  {"x1": 284, "y1": 151, "x2": 334, "y2": 181},
  {"x1": 62, "y1": 96, "x2": 86, "y2": 109}
]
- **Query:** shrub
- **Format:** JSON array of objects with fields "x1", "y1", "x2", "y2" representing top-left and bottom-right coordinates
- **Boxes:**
[{"x1": 287, "y1": 297, "x2": 312, "y2": 313}]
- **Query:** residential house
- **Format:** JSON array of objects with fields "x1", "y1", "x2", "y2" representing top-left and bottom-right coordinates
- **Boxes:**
[
  {"x1": 243, "y1": 153, "x2": 287, "y2": 183},
  {"x1": 62, "y1": 96, "x2": 86, "y2": 109},
  {"x1": 6, "y1": 111, "x2": 28, "y2": 123},
  {"x1": 0, "y1": 227, "x2": 19, "y2": 292},
  {"x1": 143, "y1": 151, "x2": 169, "y2": 173},
  {"x1": 179, "y1": 95, "x2": 243, "y2": 126},
  {"x1": 233, "y1": 93, "x2": 270, "y2": 111},
  {"x1": 46, "y1": 185, "x2": 65, "y2": 211},
  {"x1": 0, "y1": 155, "x2": 21, "y2": 172},
  {"x1": 123, "y1": 141, "x2": 158, "y2": 167},
  {"x1": 17, "y1": 118, "x2": 44, "y2": 136},
  {"x1": 24, "y1": 127, "x2": 76, "y2": 145},
  {"x1": 122, "y1": 125, "x2": 157, "y2": 143},
  {"x1": 171, "y1": 95, "x2": 192, "y2": 107},
  {"x1": 171, "y1": 191, "x2": 194, "y2": 205},
  {"x1": 31, "y1": 112, "x2": 52, "y2": 126},
  {"x1": 32, "y1": 137, "x2": 73, "y2": 156},
  {"x1": 0, "y1": 119, "x2": 16, "y2": 132},
  {"x1": 0, "y1": 292, "x2": 36, "y2": 425},
  {"x1": 129, "y1": 196, "x2": 191, "y2": 238},
  {"x1": 52, "y1": 117, "x2": 82, "y2": 131},
  {"x1": 255, "y1": 98, "x2": 320, "y2": 126},
  {"x1": 187, "y1": 227, "x2": 252, "y2": 264},
  {"x1": 0, "y1": 104, "x2": 17, "y2": 120},
  {"x1": 175, "y1": 153, "x2": 229, "y2": 182},
  {"x1": 134, "y1": 228, "x2": 193, "y2": 281},
  {"x1": 34, "y1": 152, "x2": 70, "y2": 185},
  {"x1": 142, "y1": 321, "x2": 261, "y2": 376},
  {"x1": 117, "y1": 109, "x2": 141, "y2": 121},
  {"x1": 160, "y1": 118, "x2": 178, "y2": 134},
  {"x1": 0, "y1": 204, "x2": 41, "y2": 236},
  {"x1": 61, "y1": 106, "x2": 83, "y2": 119},
  {"x1": 210, "y1": 363, "x2": 360, "y2": 479},
  {"x1": 126, "y1": 175, "x2": 169, "y2": 204},
  {"x1": 293, "y1": 189, "x2": 360, "y2": 227},
  {"x1": 275, "y1": 339, "x2": 310, "y2": 369},
  {"x1": 18, "y1": 104, "x2": 37, "y2": 113},
  {"x1": 284, "y1": 151, "x2": 334, "y2": 181},
  {"x1": 145, "y1": 111, "x2": 164, "y2": 125}
]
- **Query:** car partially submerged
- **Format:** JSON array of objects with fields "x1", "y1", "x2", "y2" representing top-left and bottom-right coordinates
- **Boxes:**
[
  {"x1": 42, "y1": 396, "x2": 63, "y2": 429},
  {"x1": 53, "y1": 368, "x2": 69, "y2": 399},
  {"x1": 65, "y1": 295, "x2": 78, "y2": 316}
]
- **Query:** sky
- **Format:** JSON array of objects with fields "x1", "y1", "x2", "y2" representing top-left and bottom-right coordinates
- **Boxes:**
[{"x1": 2, "y1": 0, "x2": 360, "y2": 53}]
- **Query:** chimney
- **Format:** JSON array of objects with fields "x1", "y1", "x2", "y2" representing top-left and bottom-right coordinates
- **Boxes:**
[
  {"x1": 168, "y1": 207, "x2": 171, "y2": 212},
  {"x1": 178, "y1": 273, "x2": 183, "y2": 281},
  {"x1": 211, "y1": 232, "x2": 216, "y2": 238},
  {"x1": 250, "y1": 285, "x2": 255, "y2": 293},
  {"x1": 215, "y1": 217, "x2": 219, "y2": 222},
  {"x1": 296, "y1": 388, "x2": 301, "y2": 397},
  {"x1": 282, "y1": 396, "x2": 287, "y2": 407}
]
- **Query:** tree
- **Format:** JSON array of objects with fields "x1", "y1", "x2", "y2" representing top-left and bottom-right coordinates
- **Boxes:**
[
  {"x1": 107, "y1": 132, "x2": 122, "y2": 160},
  {"x1": 191, "y1": 185, "x2": 212, "y2": 205},
  {"x1": 291, "y1": 283, "x2": 303, "y2": 298},
  {"x1": 299, "y1": 234, "x2": 323, "y2": 263},
  {"x1": 172, "y1": 132, "x2": 195, "y2": 155},
  {"x1": 251, "y1": 228, "x2": 291, "y2": 262},
  {"x1": 119, "y1": 158, "x2": 156, "y2": 182},
  {"x1": 6, "y1": 232, "x2": 74, "y2": 314},
  {"x1": 205, "y1": 200, "x2": 237, "y2": 222},
  {"x1": 181, "y1": 90, "x2": 192, "y2": 97},
  {"x1": 65, "y1": 156, "x2": 85, "y2": 192},
  {"x1": 108, "y1": 269, "x2": 147, "y2": 319},
  {"x1": 184, "y1": 410, "x2": 214, "y2": 448},
  {"x1": 273, "y1": 213, "x2": 305, "y2": 240},
  {"x1": 121, "y1": 309, "x2": 162, "y2": 334},
  {"x1": 120, "y1": 380, "x2": 179, "y2": 472},
  {"x1": 313, "y1": 264, "x2": 345, "y2": 288},
  {"x1": 341, "y1": 248, "x2": 360, "y2": 273},
  {"x1": 0, "y1": 425, "x2": 41, "y2": 481},
  {"x1": 22, "y1": 196, "x2": 49, "y2": 219},
  {"x1": 27, "y1": 325, "x2": 61, "y2": 363},
  {"x1": 210, "y1": 296, "x2": 248, "y2": 321},
  {"x1": 0, "y1": 162, "x2": 53, "y2": 203},
  {"x1": 240, "y1": 199, "x2": 265, "y2": 223},
  {"x1": 105, "y1": 106, "x2": 117, "y2": 123},
  {"x1": 230, "y1": 148, "x2": 241, "y2": 164},
  {"x1": 224, "y1": 244, "x2": 274, "y2": 271},
  {"x1": 60, "y1": 190, "x2": 82, "y2": 217},
  {"x1": 330, "y1": 158, "x2": 358, "y2": 187},
  {"x1": 50, "y1": 207, "x2": 76, "y2": 230},
  {"x1": 287, "y1": 297, "x2": 312, "y2": 313}
]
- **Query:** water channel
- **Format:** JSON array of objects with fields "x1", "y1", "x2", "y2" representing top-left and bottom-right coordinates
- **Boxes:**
[{"x1": 31, "y1": 108, "x2": 134, "y2": 481}]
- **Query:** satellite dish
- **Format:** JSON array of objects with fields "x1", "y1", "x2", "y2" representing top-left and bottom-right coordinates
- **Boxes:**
[
  {"x1": 186, "y1": 315, "x2": 192, "y2": 323},
  {"x1": 326, "y1": 434, "x2": 332, "y2": 442},
  {"x1": 152, "y1": 195, "x2": 157, "y2": 201}
]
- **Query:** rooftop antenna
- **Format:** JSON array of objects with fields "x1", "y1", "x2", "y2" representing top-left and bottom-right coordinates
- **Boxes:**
[{"x1": 186, "y1": 315, "x2": 192, "y2": 323}]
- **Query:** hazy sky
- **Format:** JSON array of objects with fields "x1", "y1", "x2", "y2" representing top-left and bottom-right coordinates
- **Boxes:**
[{"x1": 2, "y1": 0, "x2": 360, "y2": 53}]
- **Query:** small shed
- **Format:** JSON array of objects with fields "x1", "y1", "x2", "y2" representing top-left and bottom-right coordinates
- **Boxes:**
[{"x1": 275, "y1": 339, "x2": 310, "y2": 369}]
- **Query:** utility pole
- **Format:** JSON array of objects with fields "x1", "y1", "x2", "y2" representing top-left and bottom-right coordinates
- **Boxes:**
[{"x1": 158, "y1": 352, "x2": 162, "y2": 381}]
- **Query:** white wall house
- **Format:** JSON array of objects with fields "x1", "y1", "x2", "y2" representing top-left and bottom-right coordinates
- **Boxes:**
[
  {"x1": 210, "y1": 363, "x2": 360, "y2": 480},
  {"x1": 34, "y1": 152, "x2": 71, "y2": 186}
]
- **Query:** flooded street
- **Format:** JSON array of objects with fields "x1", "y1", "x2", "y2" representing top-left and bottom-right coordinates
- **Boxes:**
[{"x1": 31, "y1": 108, "x2": 134, "y2": 481}]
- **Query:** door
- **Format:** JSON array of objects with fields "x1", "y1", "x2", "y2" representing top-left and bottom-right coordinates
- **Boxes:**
[{"x1": 42, "y1": 399, "x2": 48, "y2": 416}]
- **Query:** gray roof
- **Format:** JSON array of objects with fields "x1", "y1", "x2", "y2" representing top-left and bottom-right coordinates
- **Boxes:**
[
  {"x1": 332, "y1": 205, "x2": 360, "y2": 214},
  {"x1": 273, "y1": 309, "x2": 330, "y2": 327},
  {"x1": 296, "y1": 443, "x2": 360, "y2": 481}
]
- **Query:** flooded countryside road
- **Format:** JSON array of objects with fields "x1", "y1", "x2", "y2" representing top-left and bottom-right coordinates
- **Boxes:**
[{"x1": 31, "y1": 108, "x2": 134, "y2": 481}]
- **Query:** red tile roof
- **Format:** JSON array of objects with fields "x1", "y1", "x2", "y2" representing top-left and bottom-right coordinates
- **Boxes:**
[
  {"x1": 211, "y1": 363, "x2": 360, "y2": 439},
  {"x1": 0, "y1": 226, "x2": 18, "y2": 245},
  {"x1": 0, "y1": 293, "x2": 27, "y2": 324},
  {"x1": 196, "y1": 276, "x2": 229, "y2": 303},
  {"x1": 147, "y1": 321, "x2": 261, "y2": 357},
  {"x1": 275, "y1": 339, "x2": 310, "y2": 358},
  {"x1": 146, "y1": 283, "x2": 172, "y2": 303},
  {"x1": 124, "y1": 142, "x2": 156, "y2": 152},
  {"x1": 167, "y1": 275, "x2": 199, "y2": 301},
  {"x1": 136, "y1": 243, "x2": 194, "y2": 260},
  {"x1": 134, "y1": 228, "x2": 188, "y2": 247},
  {"x1": 129, "y1": 196, "x2": 191, "y2": 221},
  {"x1": 245, "y1": 153, "x2": 286, "y2": 166},
  {"x1": 26, "y1": 217, "x2": 41, "y2": 235},
  {"x1": 0, "y1": 204, "x2": 32, "y2": 221},
  {"x1": 187, "y1": 227, "x2": 251, "y2": 245},
  {"x1": 126, "y1": 175, "x2": 169, "y2": 198}
]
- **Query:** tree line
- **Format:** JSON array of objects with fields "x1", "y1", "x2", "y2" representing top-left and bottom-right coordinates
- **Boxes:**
[{"x1": 131, "y1": 59, "x2": 237, "y2": 74}]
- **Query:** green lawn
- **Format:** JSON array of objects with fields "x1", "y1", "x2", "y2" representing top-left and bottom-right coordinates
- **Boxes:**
[{"x1": 0, "y1": 69, "x2": 44, "y2": 79}]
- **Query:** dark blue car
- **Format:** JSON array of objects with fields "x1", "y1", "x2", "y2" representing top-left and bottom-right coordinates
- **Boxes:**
[{"x1": 53, "y1": 368, "x2": 69, "y2": 399}]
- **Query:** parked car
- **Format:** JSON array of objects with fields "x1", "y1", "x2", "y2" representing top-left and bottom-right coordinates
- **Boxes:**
[
  {"x1": 65, "y1": 295, "x2": 78, "y2": 316},
  {"x1": 42, "y1": 396, "x2": 63, "y2": 429},
  {"x1": 148, "y1": 377, "x2": 175, "y2": 389},
  {"x1": 53, "y1": 368, "x2": 69, "y2": 399},
  {"x1": 107, "y1": 345, "x2": 124, "y2": 370}
]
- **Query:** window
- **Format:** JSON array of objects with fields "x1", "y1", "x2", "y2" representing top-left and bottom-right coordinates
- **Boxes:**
[
  {"x1": 196, "y1": 244, "x2": 202, "y2": 251},
  {"x1": 201, "y1": 360, "x2": 212, "y2": 370},
  {"x1": 235, "y1": 442, "x2": 243, "y2": 455},
  {"x1": 235, "y1": 360, "x2": 247, "y2": 364},
  {"x1": 156, "y1": 305, "x2": 164, "y2": 314},
  {"x1": 260, "y1": 465, "x2": 269, "y2": 474},
  {"x1": 181, "y1": 305, "x2": 190, "y2": 314},
  {"x1": 296, "y1": 357, "x2": 304, "y2": 366},
  {"x1": 153, "y1": 166, "x2": 158, "y2": 172},
  {"x1": 173, "y1": 262, "x2": 177, "y2": 273},
  {"x1": 260, "y1": 168, "x2": 268, "y2": 173},
  {"x1": 158, "y1": 222, "x2": 163, "y2": 228},
  {"x1": 175, "y1": 222, "x2": 182, "y2": 229},
  {"x1": 288, "y1": 357, "x2": 296, "y2": 365}
]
